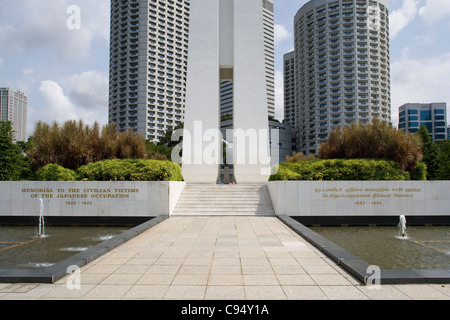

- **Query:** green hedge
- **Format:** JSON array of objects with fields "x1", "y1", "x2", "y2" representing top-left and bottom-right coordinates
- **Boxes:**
[
  {"x1": 35, "y1": 164, "x2": 77, "y2": 181},
  {"x1": 270, "y1": 159, "x2": 414, "y2": 181},
  {"x1": 77, "y1": 159, "x2": 183, "y2": 181},
  {"x1": 410, "y1": 162, "x2": 427, "y2": 180}
]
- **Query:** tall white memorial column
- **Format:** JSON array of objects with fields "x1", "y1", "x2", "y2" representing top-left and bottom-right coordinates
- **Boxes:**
[
  {"x1": 232, "y1": 0, "x2": 271, "y2": 183},
  {"x1": 182, "y1": 0, "x2": 221, "y2": 183},
  {"x1": 182, "y1": 0, "x2": 270, "y2": 184}
]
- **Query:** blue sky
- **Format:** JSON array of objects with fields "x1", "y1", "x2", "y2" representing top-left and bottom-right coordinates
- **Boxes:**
[{"x1": 1, "y1": 0, "x2": 449, "y2": 138}]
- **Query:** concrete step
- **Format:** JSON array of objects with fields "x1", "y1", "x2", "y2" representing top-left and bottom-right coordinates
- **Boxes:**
[
  {"x1": 180, "y1": 191, "x2": 269, "y2": 195},
  {"x1": 180, "y1": 185, "x2": 267, "y2": 191},
  {"x1": 176, "y1": 194, "x2": 271, "y2": 199},
  {"x1": 171, "y1": 211, "x2": 275, "y2": 216},
  {"x1": 177, "y1": 201, "x2": 272, "y2": 208},
  {"x1": 174, "y1": 206, "x2": 274, "y2": 211},
  {"x1": 172, "y1": 183, "x2": 275, "y2": 216},
  {"x1": 173, "y1": 205, "x2": 273, "y2": 209}
]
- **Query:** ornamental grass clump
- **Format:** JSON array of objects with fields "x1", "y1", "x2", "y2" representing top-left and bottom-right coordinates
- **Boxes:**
[
  {"x1": 28, "y1": 121, "x2": 147, "y2": 170},
  {"x1": 318, "y1": 119, "x2": 423, "y2": 173}
]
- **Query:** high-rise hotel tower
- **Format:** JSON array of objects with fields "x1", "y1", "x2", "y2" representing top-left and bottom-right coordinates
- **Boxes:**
[
  {"x1": 0, "y1": 88, "x2": 28, "y2": 142},
  {"x1": 109, "y1": 0, "x2": 190, "y2": 142},
  {"x1": 288, "y1": 0, "x2": 391, "y2": 154},
  {"x1": 109, "y1": 0, "x2": 274, "y2": 142}
]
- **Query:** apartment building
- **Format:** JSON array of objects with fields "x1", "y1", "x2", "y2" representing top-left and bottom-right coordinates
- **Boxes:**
[{"x1": 288, "y1": 0, "x2": 391, "y2": 154}]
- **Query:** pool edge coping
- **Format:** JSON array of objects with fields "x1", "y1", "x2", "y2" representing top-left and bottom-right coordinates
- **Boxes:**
[
  {"x1": 0, "y1": 215, "x2": 169, "y2": 284},
  {"x1": 277, "y1": 215, "x2": 450, "y2": 285}
]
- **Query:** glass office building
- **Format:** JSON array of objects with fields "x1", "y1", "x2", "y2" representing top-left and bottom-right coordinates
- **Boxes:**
[{"x1": 398, "y1": 103, "x2": 448, "y2": 141}]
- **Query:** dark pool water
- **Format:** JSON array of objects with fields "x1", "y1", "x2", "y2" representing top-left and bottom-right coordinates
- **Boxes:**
[
  {"x1": 0, "y1": 225, "x2": 128, "y2": 269},
  {"x1": 310, "y1": 226, "x2": 450, "y2": 270}
]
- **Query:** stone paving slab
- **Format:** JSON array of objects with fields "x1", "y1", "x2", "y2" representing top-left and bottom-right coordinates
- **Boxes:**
[{"x1": 0, "y1": 216, "x2": 449, "y2": 300}]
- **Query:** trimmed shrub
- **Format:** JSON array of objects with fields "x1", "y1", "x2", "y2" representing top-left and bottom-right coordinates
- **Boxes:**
[
  {"x1": 77, "y1": 159, "x2": 183, "y2": 181},
  {"x1": 270, "y1": 159, "x2": 411, "y2": 181},
  {"x1": 35, "y1": 164, "x2": 77, "y2": 181},
  {"x1": 410, "y1": 162, "x2": 427, "y2": 181}
]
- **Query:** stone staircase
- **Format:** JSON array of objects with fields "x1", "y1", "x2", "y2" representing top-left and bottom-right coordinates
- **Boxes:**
[{"x1": 171, "y1": 184, "x2": 275, "y2": 216}]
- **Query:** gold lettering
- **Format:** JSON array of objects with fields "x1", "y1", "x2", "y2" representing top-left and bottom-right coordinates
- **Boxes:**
[
  {"x1": 90, "y1": 194, "x2": 130, "y2": 199},
  {"x1": 394, "y1": 193, "x2": 413, "y2": 198},
  {"x1": 57, "y1": 194, "x2": 88, "y2": 199},
  {"x1": 372, "y1": 193, "x2": 391, "y2": 198},
  {"x1": 114, "y1": 188, "x2": 139, "y2": 193},
  {"x1": 21, "y1": 188, "x2": 54, "y2": 193},
  {"x1": 82, "y1": 188, "x2": 111, "y2": 193}
]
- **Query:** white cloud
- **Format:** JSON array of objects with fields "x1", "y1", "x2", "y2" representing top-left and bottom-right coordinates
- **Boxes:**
[
  {"x1": 419, "y1": 0, "x2": 450, "y2": 25},
  {"x1": 0, "y1": 0, "x2": 109, "y2": 60},
  {"x1": 391, "y1": 52, "x2": 450, "y2": 125},
  {"x1": 38, "y1": 80, "x2": 79, "y2": 123},
  {"x1": 389, "y1": 0, "x2": 419, "y2": 39},
  {"x1": 67, "y1": 71, "x2": 109, "y2": 112},
  {"x1": 15, "y1": 68, "x2": 35, "y2": 93},
  {"x1": 85, "y1": 1, "x2": 111, "y2": 40},
  {"x1": 274, "y1": 24, "x2": 290, "y2": 46},
  {"x1": 36, "y1": 72, "x2": 108, "y2": 129},
  {"x1": 0, "y1": 1, "x2": 110, "y2": 137}
]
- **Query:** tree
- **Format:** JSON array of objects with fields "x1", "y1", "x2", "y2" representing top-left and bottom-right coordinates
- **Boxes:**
[
  {"x1": 0, "y1": 121, "x2": 28, "y2": 180},
  {"x1": 435, "y1": 140, "x2": 450, "y2": 180},
  {"x1": 146, "y1": 142, "x2": 169, "y2": 160},
  {"x1": 146, "y1": 122, "x2": 184, "y2": 161},
  {"x1": 157, "y1": 122, "x2": 184, "y2": 148},
  {"x1": 416, "y1": 126, "x2": 441, "y2": 180},
  {"x1": 16, "y1": 136, "x2": 34, "y2": 153}
]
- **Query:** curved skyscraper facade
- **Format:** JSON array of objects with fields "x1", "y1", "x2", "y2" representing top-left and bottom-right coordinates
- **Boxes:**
[{"x1": 292, "y1": 0, "x2": 390, "y2": 154}]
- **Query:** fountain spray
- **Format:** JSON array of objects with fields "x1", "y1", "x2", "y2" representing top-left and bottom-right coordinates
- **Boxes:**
[
  {"x1": 398, "y1": 215, "x2": 407, "y2": 239},
  {"x1": 39, "y1": 199, "x2": 45, "y2": 237}
]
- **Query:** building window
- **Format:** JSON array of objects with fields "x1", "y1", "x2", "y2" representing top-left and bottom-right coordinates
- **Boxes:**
[{"x1": 420, "y1": 110, "x2": 431, "y2": 121}]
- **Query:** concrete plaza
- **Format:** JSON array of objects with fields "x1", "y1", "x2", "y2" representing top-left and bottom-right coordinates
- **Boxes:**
[{"x1": 0, "y1": 216, "x2": 449, "y2": 300}]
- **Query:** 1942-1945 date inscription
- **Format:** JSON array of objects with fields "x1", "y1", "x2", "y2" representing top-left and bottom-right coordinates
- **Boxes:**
[{"x1": 181, "y1": 304, "x2": 269, "y2": 317}]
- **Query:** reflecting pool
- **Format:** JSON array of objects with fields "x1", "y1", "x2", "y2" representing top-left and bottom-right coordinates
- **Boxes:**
[
  {"x1": 0, "y1": 225, "x2": 128, "y2": 269},
  {"x1": 310, "y1": 226, "x2": 450, "y2": 270}
]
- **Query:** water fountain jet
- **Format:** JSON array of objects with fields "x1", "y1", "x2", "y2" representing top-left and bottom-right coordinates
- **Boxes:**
[
  {"x1": 38, "y1": 199, "x2": 46, "y2": 238},
  {"x1": 397, "y1": 215, "x2": 408, "y2": 239}
]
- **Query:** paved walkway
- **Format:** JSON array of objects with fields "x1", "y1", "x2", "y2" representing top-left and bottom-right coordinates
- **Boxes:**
[{"x1": 0, "y1": 216, "x2": 449, "y2": 300}]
